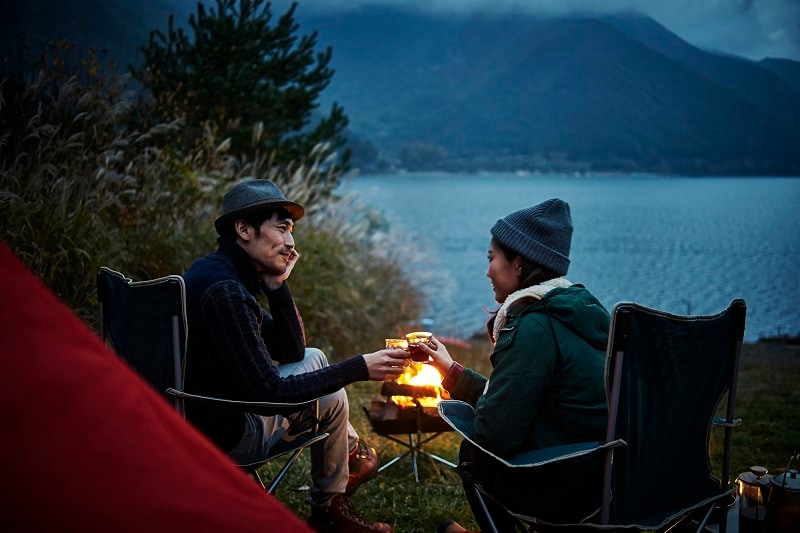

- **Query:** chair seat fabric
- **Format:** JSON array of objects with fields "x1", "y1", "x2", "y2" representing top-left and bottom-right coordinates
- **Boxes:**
[
  {"x1": 438, "y1": 400, "x2": 624, "y2": 468},
  {"x1": 237, "y1": 432, "x2": 331, "y2": 469}
]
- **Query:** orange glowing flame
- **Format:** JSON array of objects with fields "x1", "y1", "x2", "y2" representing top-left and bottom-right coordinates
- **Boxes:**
[{"x1": 391, "y1": 363, "x2": 447, "y2": 408}]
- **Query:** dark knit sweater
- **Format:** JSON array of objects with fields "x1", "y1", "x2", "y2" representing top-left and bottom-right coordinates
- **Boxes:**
[{"x1": 183, "y1": 238, "x2": 368, "y2": 452}]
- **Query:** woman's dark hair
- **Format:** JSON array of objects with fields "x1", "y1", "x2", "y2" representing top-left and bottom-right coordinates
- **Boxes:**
[
  {"x1": 220, "y1": 207, "x2": 293, "y2": 240},
  {"x1": 485, "y1": 238, "x2": 561, "y2": 333},
  {"x1": 492, "y1": 237, "x2": 559, "y2": 289}
]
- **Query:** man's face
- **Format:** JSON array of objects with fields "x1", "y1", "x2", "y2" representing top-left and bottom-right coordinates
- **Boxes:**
[{"x1": 238, "y1": 213, "x2": 296, "y2": 276}]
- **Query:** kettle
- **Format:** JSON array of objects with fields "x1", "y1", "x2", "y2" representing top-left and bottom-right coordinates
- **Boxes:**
[{"x1": 765, "y1": 468, "x2": 800, "y2": 533}]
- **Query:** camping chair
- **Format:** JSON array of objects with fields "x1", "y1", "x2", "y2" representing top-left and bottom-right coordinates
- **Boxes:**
[
  {"x1": 96, "y1": 267, "x2": 328, "y2": 494},
  {"x1": 439, "y1": 298, "x2": 746, "y2": 532}
]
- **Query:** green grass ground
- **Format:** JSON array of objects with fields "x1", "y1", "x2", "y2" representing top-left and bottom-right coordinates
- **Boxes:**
[{"x1": 258, "y1": 340, "x2": 800, "y2": 532}]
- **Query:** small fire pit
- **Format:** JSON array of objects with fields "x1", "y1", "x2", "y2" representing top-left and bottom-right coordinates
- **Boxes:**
[
  {"x1": 364, "y1": 364, "x2": 457, "y2": 482},
  {"x1": 367, "y1": 383, "x2": 452, "y2": 435}
]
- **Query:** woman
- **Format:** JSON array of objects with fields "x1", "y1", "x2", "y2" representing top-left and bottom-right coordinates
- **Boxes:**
[{"x1": 421, "y1": 199, "x2": 610, "y2": 532}]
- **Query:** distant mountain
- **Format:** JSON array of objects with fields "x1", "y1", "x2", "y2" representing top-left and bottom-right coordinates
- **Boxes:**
[
  {"x1": 760, "y1": 58, "x2": 800, "y2": 94},
  {"x1": 4, "y1": 2, "x2": 799, "y2": 175},
  {"x1": 602, "y1": 13, "x2": 800, "y2": 127},
  {"x1": 302, "y1": 7, "x2": 800, "y2": 175}
]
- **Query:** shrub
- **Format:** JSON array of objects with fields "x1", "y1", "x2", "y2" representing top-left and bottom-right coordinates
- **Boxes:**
[
  {"x1": 1, "y1": 41, "x2": 424, "y2": 347},
  {"x1": 0, "y1": 41, "x2": 222, "y2": 320}
]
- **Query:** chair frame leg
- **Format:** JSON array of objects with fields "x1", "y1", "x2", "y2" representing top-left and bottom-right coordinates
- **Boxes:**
[
  {"x1": 266, "y1": 447, "x2": 306, "y2": 495},
  {"x1": 469, "y1": 483, "x2": 534, "y2": 533},
  {"x1": 250, "y1": 470, "x2": 266, "y2": 489},
  {"x1": 471, "y1": 486, "x2": 500, "y2": 533}
]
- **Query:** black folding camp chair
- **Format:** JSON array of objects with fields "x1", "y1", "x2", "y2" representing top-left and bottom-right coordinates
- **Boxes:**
[
  {"x1": 97, "y1": 267, "x2": 328, "y2": 494},
  {"x1": 439, "y1": 298, "x2": 746, "y2": 532}
]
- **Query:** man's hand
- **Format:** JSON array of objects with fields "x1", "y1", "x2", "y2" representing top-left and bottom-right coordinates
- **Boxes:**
[
  {"x1": 362, "y1": 349, "x2": 413, "y2": 381},
  {"x1": 261, "y1": 248, "x2": 300, "y2": 290}
]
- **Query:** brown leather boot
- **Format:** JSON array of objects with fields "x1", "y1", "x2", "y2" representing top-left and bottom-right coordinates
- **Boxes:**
[
  {"x1": 345, "y1": 440, "x2": 379, "y2": 496},
  {"x1": 307, "y1": 494, "x2": 393, "y2": 532}
]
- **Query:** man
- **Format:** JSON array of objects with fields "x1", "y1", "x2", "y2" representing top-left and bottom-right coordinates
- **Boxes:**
[{"x1": 183, "y1": 179, "x2": 408, "y2": 532}]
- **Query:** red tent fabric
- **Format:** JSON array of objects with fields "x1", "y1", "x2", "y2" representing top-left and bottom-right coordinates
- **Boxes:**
[{"x1": 0, "y1": 243, "x2": 311, "y2": 532}]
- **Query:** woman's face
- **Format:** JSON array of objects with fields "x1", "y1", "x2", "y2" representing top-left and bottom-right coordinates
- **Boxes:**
[{"x1": 486, "y1": 240, "x2": 521, "y2": 303}]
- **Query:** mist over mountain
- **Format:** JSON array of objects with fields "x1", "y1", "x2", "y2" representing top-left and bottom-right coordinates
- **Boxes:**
[{"x1": 4, "y1": 1, "x2": 799, "y2": 175}]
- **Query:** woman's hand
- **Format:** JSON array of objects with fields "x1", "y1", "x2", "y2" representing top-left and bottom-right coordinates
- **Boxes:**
[
  {"x1": 362, "y1": 349, "x2": 412, "y2": 381},
  {"x1": 418, "y1": 335, "x2": 454, "y2": 376}
]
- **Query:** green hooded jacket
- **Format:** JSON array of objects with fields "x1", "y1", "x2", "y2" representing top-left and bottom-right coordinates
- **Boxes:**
[{"x1": 449, "y1": 284, "x2": 610, "y2": 459}]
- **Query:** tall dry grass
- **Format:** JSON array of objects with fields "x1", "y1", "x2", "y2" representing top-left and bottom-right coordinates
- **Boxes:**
[{"x1": 1, "y1": 43, "x2": 423, "y2": 349}]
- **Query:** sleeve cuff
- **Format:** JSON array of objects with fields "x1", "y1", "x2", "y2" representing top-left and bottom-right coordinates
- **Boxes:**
[{"x1": 441, "y1": 362, "x2": 464, "y2": 392}]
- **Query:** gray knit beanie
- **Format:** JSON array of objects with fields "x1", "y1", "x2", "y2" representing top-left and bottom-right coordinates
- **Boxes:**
[{"x1": 490, "y1": 198, "x2": 573, "y2": 275}]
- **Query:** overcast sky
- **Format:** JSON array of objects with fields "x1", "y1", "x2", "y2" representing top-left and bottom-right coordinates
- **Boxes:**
[{"x1": 274, "y1": 0, "x2": 800, "y2": 61}]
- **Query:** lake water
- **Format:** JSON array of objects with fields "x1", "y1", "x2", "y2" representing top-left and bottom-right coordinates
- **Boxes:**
[{"x1": 341, "y1": 173, "x2": 800, "y2": 343}]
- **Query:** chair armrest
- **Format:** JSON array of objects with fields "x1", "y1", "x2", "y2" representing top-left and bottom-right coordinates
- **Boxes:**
[
  {"x1": 712, "y1": 417, "x2": 742, "y2": 428},
  {"x1": 438, "y1": 399, "x2": 626, "y2": 468},
  {"x1": 166, "y1": 388, "x2": 316, "y2": 417},
  {"x1": 503, "y1": 440, "x2": 626, "y2": 467}
]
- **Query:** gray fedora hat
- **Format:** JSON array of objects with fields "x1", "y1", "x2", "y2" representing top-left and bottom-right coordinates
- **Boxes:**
[{"x1": 214, "y1": 179, "x2": 304, "y2": 235}]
